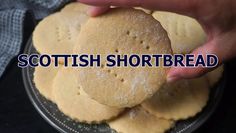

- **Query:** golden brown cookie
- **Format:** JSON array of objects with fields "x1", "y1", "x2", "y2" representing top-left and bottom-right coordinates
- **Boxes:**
[
  {"x1": 33, "y1": 3, "x2": 89, "y2": 55},
  {"x1": 74, "y1": 8, "x2": 172, "y2": 108},
  {"x1": 142, "y1": 78, "x2": 209, "y2": 120},
  {"x1": 153, "y1": 11, "x2": 206, "y2": 54},
  {"x1": 52, "y1": 67, "x2": 124, "y2": 123},
  {"x1": 108, "y1": 106, "x2": 174, "y2": 133},
  {"x1": 33, "y1": 65, "x2": 60, "y2": 102}
]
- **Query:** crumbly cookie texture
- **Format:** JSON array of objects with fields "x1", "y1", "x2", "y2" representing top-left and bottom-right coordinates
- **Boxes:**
[
  {"x1": 52, "y1": 67, "x2": 124, "y2": 123},
  {"x1": 108, "y1": 106, "x2": 174, "y2": 133},
  {"x1": 153, "y1": 11, "x2": 206, "y2": 54},
  {"x1": 74, "y1": 8, "x2": 172, "y2": 108},
  {"x1": 33, "y1": 65, "x2": 60, "y2": 102},
  {"x1": 142, "y1": 77, "x2": 209, "y2": 120},
  {"x1": 33, "y1": 3, "x2": 89, "y2": 55}
]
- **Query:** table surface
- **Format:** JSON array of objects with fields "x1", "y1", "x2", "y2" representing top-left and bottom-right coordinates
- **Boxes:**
[{"x1": 0, "y1": 35, "x2": 236, "y2": 133}]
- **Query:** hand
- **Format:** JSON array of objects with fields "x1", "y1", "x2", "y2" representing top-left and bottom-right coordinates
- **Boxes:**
[{"x1": 78, "y1": 0, "x2": 236, "y2": 82}]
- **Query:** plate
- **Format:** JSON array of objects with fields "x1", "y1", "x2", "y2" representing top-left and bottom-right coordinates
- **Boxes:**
[{"x1": 22, "y1": 37, "x2": 225, "y2": 133}]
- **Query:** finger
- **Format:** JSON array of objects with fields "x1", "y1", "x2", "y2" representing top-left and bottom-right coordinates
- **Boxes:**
[
  {"x1": 167, "y1": 28, "x2": 236, "y2": 82},
  {"x1": 167, "y1": 40, "x2": 222, "y2": 83},
  {"x1": 87, "y1": 6, "x2": 110, "y2": 17},
  {"x1": 79, "y1": 0, "x2": 198, "y2": 15},
  {"x1": 167, "y1": 66, "x2": 210, "y2": 83}
]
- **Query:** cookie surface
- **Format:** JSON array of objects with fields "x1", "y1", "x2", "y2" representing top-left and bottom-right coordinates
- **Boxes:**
[
  {"x1": 52, "y1": 67, "x2": 124, "y2": 123},
  {"x1": 34, "y1": 65, "x2": 60, "y2": 102},
  {"x1": 108, "y1": 106, "x2": 174, "y2": 133},
  {"x1": 153, "y1": 11, "x2": 206, "y2": 54},
  {"x1": 33, "y1": 3, "x2": 89, "y2": 54},
  {"x1": 142, "y1": 78, "x2": 209, "y2": 120},
  {"x1": 206, "y1": 65, "x2": 224, "y2": 87},
  {"x1": 74, "y1": 8, "x2": 172, "y2": 108}
]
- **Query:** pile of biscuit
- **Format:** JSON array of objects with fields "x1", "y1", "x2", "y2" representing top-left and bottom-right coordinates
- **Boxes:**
[{"x1": 32, "y1": 2, "x2": 224, "y2": 133}]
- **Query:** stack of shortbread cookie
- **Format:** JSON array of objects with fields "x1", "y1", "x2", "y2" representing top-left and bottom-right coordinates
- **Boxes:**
[{"x1": 32, "y1": 2, "x2": 223, "y2": 133}]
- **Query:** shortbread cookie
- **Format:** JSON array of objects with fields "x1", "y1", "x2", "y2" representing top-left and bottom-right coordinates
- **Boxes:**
[
  {"x1": 108, "y1": 106, "x2": 174, "y2": 133},
  {"x1": 153, "y1": 11, "x2": 206, "y2": 54},
  {"x1": 74, "y1": 8, "x2": 172, "y2": 108},
  {"x1": 33, "y1": 3, "x2": 89, "y2": 55},
  {"x1": 206, "y1": 65, "x2": 224, "y2": 87},
  {"x1": 142, "y1": 78, "x2": 209, "y2": 120},
  {"x1": 52, "y1": 67, "x2": 124, "y2": 123},
  {"x1": 34, "y1": 65, "x2": 60, "y2": 101}
]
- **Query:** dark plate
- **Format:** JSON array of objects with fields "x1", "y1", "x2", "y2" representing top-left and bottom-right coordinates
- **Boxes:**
[{"x1": 22, "y1": 37, "x2": 226, "y2": 133}]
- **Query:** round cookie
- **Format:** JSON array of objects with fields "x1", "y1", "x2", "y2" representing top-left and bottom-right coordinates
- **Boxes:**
[
  {"x1": 33, "y1": 3, "x2": 89, "y2": 55},
  {"x1": 152, "y1": 11, "x2": 206, "y2": 54},
  {"x1": 74, "y1": 8, "x2": 172, "y2": 108},
  {"x1": 108, "y1": 106, "x2": 174, "y2": 133},
  {"x1": 52, "y1": 67, "x2": 124, "y2": 123},
  {"x1": 33, "y1": 65, "x2": 60, "y2": 102},
  {"x1": 142, "y1": 77, "x2": 209, "y2": 120},
  {"x1": 206, "y1": 65, "x2": 224, "y2": 87}
]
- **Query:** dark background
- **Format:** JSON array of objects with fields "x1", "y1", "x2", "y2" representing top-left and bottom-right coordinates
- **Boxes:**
[{"x1": 0, "y1": 29, "x2": 236, "y2": 133}]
